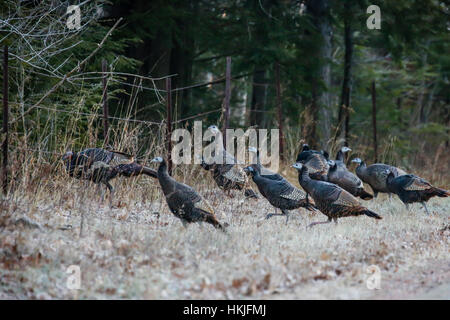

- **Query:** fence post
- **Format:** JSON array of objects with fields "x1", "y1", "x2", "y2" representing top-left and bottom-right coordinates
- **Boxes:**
[
  {"x1": 371, "y1": 80, "x2": 378, "y2": 162},
  {"x1": 222, "y1": 57, "x2": 231, "y2": 149},
  {"x1": 166, "y1": 78, "x2": 172, "y2": 175},
  {"x1": 275, "y1": 62, "x2": 284, "y2": 161},
  {"x1": 2, "y1": 45, "x2": 8, "y2": 196},
  {"x1": 102, "y1": 59, "x2": 109, "y2": 145}
]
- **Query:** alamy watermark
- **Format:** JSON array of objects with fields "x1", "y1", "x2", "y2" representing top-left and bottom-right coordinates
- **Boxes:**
[
  {"x1": 171, "y1": 122, "x2": 280, "y2": 172},
  {"x1": 367, "y1": 5, "x2": 381, "y2": 30},
  {"x1": 66, "y1": 5, "x2": 81, "y2": 30},
  {"x1": 66, "y1": 265, "x2": 81, "y2": 290},
  {"x1": 66, "y1": 4, "x2": 104, "y2": 30},
  {"x1": 366, "y1": 265, "x2": 381, "y2": 290}
]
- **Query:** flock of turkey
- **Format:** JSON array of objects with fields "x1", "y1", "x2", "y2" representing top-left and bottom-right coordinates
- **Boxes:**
[{"x1": 62, "y1": 126, "x2": 449, "y2": 231}]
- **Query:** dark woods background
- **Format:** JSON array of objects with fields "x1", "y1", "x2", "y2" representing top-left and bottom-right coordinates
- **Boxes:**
[{"x1": 0, "y1": 0, "x2": 449, "y2": 181}]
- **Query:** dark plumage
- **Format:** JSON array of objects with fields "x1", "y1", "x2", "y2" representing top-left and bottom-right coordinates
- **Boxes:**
[
  {"x1": 198, "y1": 125, "x2": 257, "y2": 198},
  {"x1": 334, "y1": 146, "x2": 352, "y2": 167},
  {"x1": 200, "y1": 160, "x2": 258, "y2": 198},
  {"x1": 352, "y1": 158, "x2": 407, "y2": 198},
  {"x1": 62, "y1": 148, "x2": 157, "y2": 205},
  {"x1": 248, "y1": 147, "x2": 284, "y2": 181},
  {"x1": 387, "y1": 172, "x2": 449, "y2": 214},
  {"x1": 327, "y1": 160, "x2": 373, "y2": 200},
  {"x1": 152, "y1": 157, "x2": 225, "y2": 231},
  {"x1": 293, "y1": 163, "x2": 382, "y2": 227},
  {"x1": 321, "y1": 150, "x2": 330, "y2": 161},
  {"x1": 296, "y1": 144, "x2": 329, "y2": 181},
  {"x1": 244, "y1": 166, "x2": 315, "y2": 223}
]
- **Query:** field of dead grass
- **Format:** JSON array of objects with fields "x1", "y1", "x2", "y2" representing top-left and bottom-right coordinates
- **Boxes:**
[{"x1": 0, "y1": 163, "x2": 449, "y2": 300}]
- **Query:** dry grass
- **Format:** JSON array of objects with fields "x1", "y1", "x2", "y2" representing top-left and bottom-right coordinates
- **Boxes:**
[{"x1": 0, "y1": 164, "x2": 449, "y2": 300}]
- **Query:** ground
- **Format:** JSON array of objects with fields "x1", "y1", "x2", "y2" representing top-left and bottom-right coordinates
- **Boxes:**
[{"x1": 0, "y1": 170, "x2": 449, "y2": 300}]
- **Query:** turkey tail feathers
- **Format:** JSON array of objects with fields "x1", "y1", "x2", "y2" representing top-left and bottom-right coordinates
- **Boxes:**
[
  {"x1": 359, "y1": 190, "x2": 374, "y2": 200},
  {"x1": 362, "y1": 209, "x2": 382, "y2": 220}
]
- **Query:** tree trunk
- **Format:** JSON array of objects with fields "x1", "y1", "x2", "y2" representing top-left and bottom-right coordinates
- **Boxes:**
[
  {"x1": 170, "y1": 0, "x2": 196, "y2": 119},
  {"x1": 396, "y1": 97, "x2": 403, "y2": 126},
  {"x1": 302, "y1": 83, "x2": 319, "y2": 149},
  {"x1": 275, "y1": 62, "x2": 284, "y2": 160},
  {"x1": 249, "y1": 68, "x2": 266, "y2": 127},
  {"x1": 371, "y1": 81, "x2": 378, "y2": 163},
  {"x1": 336, "y1": 1, "x2": 353, "y2": 146},
  {"x1": 306, "y1": 0, "x2": 332, "y2": 149}
]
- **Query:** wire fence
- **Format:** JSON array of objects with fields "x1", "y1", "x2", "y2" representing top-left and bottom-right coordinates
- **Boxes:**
[
  {"x1": 1, "y1": 42, "x2": 258, "y2": 190},
  {"x1": 0, "y1": 12, "x2": 287, "y2": 195}
]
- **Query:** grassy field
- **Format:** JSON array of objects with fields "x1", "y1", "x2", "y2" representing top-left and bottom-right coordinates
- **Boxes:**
[{"x1": 0, "y1": 164, "x2": 449, "y2": 300}]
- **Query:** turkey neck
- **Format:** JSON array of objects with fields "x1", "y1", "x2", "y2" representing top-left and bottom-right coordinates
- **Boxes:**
[
  {"x1": 355, "y1": 161, "x2": 366, "y2": 175},
  {"x1": 336, "y1": 150, "x2": 344, "y2": 162},
  {"x1": 298, "y1": 167, "x2": 316, "y2": 194},
  {"x1": 157, "y1": 160, "x2": 176, "y2": 195},
  {"x1": 328, "y1": 163, "x2": 338, "y2": 174},
  {"x1": 250, "y1": 169, "x2": 264, "y2": 185}
]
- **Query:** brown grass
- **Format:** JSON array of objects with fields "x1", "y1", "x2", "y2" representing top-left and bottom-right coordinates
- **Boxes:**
[
  {"x1": 0, "y1": 158, "x2": 448, "y2": 299},
  {"x1": 1, "y1": 117, "x2": 449, "y2": 299}
]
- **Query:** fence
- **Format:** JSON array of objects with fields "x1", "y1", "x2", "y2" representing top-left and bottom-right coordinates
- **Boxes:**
[{"x1": 1, "y1": 45, "x2": 287, "y2": 194}]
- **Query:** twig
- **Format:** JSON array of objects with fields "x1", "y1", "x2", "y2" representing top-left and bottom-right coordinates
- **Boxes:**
[{"x1": 11, "y1": 18, "x2": 123, "y2": 124}]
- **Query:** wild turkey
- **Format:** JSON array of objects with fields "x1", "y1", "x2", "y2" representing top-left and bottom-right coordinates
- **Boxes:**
[
  {"x1": 293, "y1": 162, "x2": 382, "y2": 227},
  {"x1": 62, "y1": 148, "x2": 157, "y2": 205},
  {"x1": 151, "y1": 157, "x2": 226, "y2": 231},
  {"x1": 247, "y1": 146, "x2": 284, "y2": 181},
  {"x1": 352, "y1": 158, "x2": 407, "y2": 198},
  {"x1": 386, "y1": 172, "x2": 449, "y2": 214},
  {"x1": 335, "y1": 146, "x2": 352, "y2": 167},
  {"x1": 244, "y1": 166, "x2": 315, "y2": 223},
  {"x1": 198, "y1": 125, "x2": 258, "y2": 198},
  {"x1": 327, "y1": 160, "x2": 373, "y2": 200},
  {"x1": 296, "y1": 143, "x2": 329, "y2": 181},
  {"x1": 322, "y1": 146, "x2": 351, "y2": 165}
]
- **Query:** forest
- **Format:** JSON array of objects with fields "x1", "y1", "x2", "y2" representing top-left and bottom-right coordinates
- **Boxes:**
[
  {"x1": 1, "y1": 0, "x2": 449, "y2": 170},
  {"x1": 0, "y1": 0, "x2": 449, "y2": 300}
]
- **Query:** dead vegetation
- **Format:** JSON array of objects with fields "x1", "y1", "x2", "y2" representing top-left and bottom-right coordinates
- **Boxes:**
[
  {"x1": 0, "y1": 160, "x2": 448, "y2": 299},
  {"x1": 0, "y1": 120, "x2": 448, "y2": 300}
]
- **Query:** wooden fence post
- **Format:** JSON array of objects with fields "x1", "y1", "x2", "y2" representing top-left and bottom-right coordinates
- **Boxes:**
[
  {"x1": 222, "y1": 57, "x2": 231, "y2": 149},
  {"x1": 371, "y1": 80, "x2": 378, "y2": 163},
  {"x1": 275, "y1": 62, "x2": 284, "y2": 161},
  {"x1": 102, "y1": 59, "x2": 109, "y2": 145},
  {"x1": 2, "y1": 45, "x2": 8, "y2": 196},
  {"x1": 166, "y1": 78, "x2": 172, "y2": 175}
]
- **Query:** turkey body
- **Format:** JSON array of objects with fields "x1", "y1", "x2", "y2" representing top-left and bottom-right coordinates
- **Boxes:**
[
  {"x1": 153, "y1": 157, "x2": 225, "y2": 231},
  {"x1": 387, "y1": 173, "x2": 449, "y2": 214},
  {"x1": 327, "y1": 161, "x2": 373, "y2": 200},
  {"x1": 248, "y1": 147, "x2": 284, "y2": 182},
  {"x1": 294, "y1": 163, "x2": 381, "y2": 227},
  {"x1": 296, "y1": 144, "x2": 329, "y2": 181},
  {"x1": 200, "y1": 156, "x2": 257, "y2": 198},
  {"x1": 63, "y1": 148, "x2": 157, "y2": 201},
  {"x1": 354, "y1": 159, "x2": 406, "y2": 198},
  {"x1": 246, "y1": 166, "x2": 314, "y2": 222}
]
